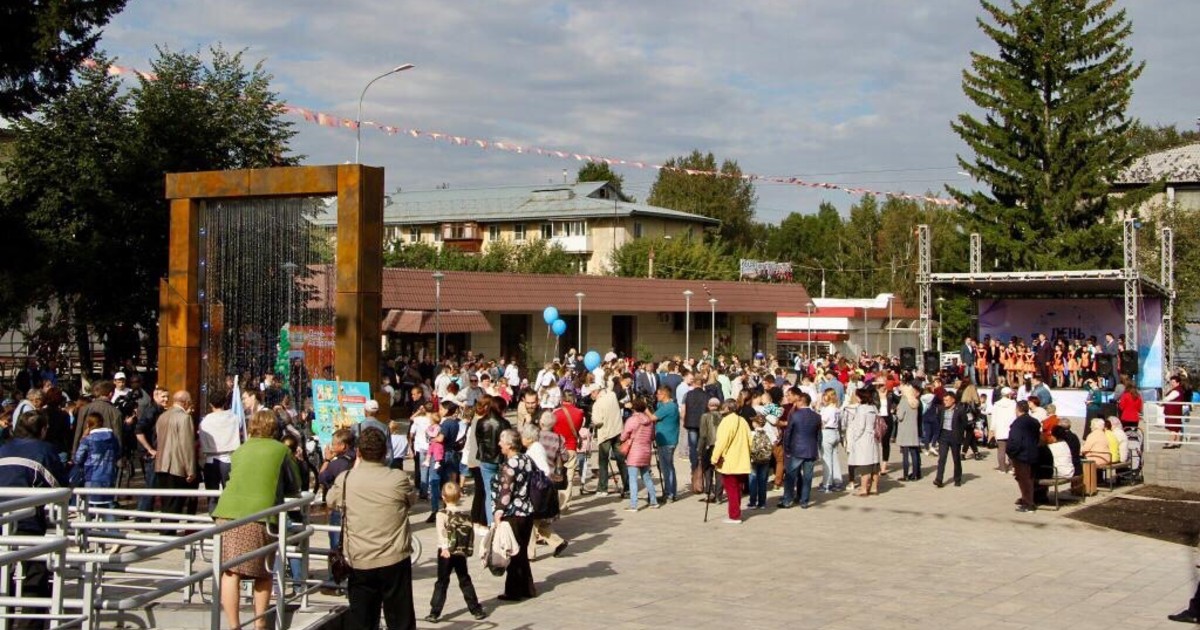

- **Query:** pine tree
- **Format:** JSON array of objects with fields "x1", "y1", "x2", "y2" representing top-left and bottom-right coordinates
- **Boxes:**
[{"x1": 949, "y1": 0, "x2": 1145, "y2": 272}]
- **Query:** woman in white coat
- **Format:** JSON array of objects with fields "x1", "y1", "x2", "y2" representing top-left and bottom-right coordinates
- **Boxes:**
[{"x1": 847, "y1": 387, "x2": 881, "y2": 496}]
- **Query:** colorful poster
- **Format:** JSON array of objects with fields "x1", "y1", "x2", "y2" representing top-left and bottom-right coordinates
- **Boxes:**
[{"x1": 311, "y1": 380, "x2": 371, "y2": 447}]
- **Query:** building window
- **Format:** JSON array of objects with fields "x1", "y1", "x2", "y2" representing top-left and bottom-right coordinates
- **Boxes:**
[
  {"x1": 451, "y1": 224, "x2": 466, "y2": 239},
  {"x1": 488, "y1": 225, "x2": 500, "y2": 241},
  {"x1": 409, "y1": 227, "x2": 421, "y2": 243},
  {"x1": 633, "y1": 221, "x2": 643, "y2": 239},
  {"x1": 514, "y1": 223, "x2": 526, "y2": 241},
  {"x1": 434, "y1": 225, "x2": 443, "y2": 242},
  {"x1": 541, "y1": 223, "x2": 554, "y2": 240},
  {"x1": 556, "y1": 221, "x2": 586, "y2": 237}
]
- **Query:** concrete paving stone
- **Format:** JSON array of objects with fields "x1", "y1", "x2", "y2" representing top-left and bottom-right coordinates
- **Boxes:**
[{"x1": 278, "y1": 447, "x2": 1200, "y2": 629}]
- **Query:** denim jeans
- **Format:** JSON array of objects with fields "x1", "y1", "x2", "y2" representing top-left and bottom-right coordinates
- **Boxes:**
[
  {"x1": 415, "y1": 450, "x2": 430, "y2": 496},
  {"x1": 479, "y1": 462, "x2": 500, "y2": 524},
  {"x1": 328, "y1": 509, "x2": 342, "y2": 550},
  {"x1": 686, "y1": 428, "x2": 700, "y2": 474},
  {"x1": 137, "y1": 464, "x2": 157, "y2": 512},
  {"x1": 747, "y1": 462, "x2": 770, "y2": 506},
  {"x1": 783, "y1": 457, "x2": 816, "y2": 506},
  {"x1": 428, "y1": 462, "x2": 444, "y2": 513},
  {"x1": 921, "y1": 420, "x2": 940, "y2": 449},
  {"x1": 901, "y1": 446, "x2": 922, "y2": 478},
  {"x1": 627, "y1": 465, "x2": 657, "y2": 509},
  {"x1": 657, "y1": 444, "x2": 677, "y2": 499},
  {"x1": 820, "y1": 429, "x2": 842, "y2": 489}
]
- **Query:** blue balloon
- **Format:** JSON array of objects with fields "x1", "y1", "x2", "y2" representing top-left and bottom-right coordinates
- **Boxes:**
[
  {"x1": 543, "y1": 306, "x2": 560, "y2": 325},
  {"x1": 551, "y1": 318, "x2": 568, "y2": 336},
  {"x1": 583, "y1": 350, "x2": 601, "y2": 371}
]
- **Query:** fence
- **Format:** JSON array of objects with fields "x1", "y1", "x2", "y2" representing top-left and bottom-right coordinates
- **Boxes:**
[
  {"x1": 1140, "y1": 400, "x2": 1200, "y2": 492},
  {"x1": 0, "y1": 487, "x2": 319, "y2": 630},
  {"x1": 0, "y1": 488, "x2": 79, "y2": 630}
]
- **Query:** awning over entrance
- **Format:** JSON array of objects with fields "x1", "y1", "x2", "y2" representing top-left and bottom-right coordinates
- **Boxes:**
[{"x1": 382, "y1": 310, "x2": 492, "y2": 334}]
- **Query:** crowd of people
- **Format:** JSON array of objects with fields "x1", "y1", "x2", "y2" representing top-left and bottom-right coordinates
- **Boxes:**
[{"x1": 0, "y1": 340, "x2": 1188, "y2": 629}]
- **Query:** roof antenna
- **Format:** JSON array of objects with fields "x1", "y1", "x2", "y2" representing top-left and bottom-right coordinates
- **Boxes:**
[{"x1": 562, "y1": 168, "x2": 567, "y2": 184}]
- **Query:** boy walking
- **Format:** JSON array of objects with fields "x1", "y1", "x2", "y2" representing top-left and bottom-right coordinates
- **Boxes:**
[{"x1": 425, "y1": 482, "x2": 488, "y2": 623}]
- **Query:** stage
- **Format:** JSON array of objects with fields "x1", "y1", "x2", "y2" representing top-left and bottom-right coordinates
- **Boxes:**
[{"x1": 979, "y1": 387, "x2": 1103, "y2": 420}]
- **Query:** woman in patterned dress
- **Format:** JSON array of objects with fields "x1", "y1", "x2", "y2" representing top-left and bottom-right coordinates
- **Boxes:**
[{"x1": 492, "y1": 429, "x2": 537, "y2": 600}]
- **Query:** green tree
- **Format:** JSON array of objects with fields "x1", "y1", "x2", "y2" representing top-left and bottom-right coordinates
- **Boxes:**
[
  {"x1": 609, "y1": 236, "x2": 738, "y2": 280},
  {"x1": 0, "y1": 48, "x2": 297, "y2": 371},
  {"x1": 576, "y1": 161, "x2": 633, "y2": 201},
  {"x1": 0, "y1": 0, "x2": 128, "y2": 117},
  {"x1": 1126, "y1": 122, "x2": 1200, "y2": 157},
  {"x1": 646, "y1": 150, "x2": 757, "y2": 248},
  {"x1": 383, "y1": 239, "x2": 577, "y2": 275},
  {"x1": 949, "y1": 0, "x2": 1145, "y2": 272}
]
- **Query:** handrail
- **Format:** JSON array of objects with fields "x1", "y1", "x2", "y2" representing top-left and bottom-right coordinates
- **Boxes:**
[{"x1": 0, "y1": 487, "x2": 77, "y2": 630}]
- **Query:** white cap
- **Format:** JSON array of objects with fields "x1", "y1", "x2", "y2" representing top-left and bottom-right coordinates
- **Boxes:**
[
  {"x1": 1001, "y1": 387, "x2": 1013, "y2": 396},
  {"x1": 364, "y1": 400, "x2": 380, "y2": 413},
  {"x1": 114, "y1": 372, "x2": 127, "y2": 380}
]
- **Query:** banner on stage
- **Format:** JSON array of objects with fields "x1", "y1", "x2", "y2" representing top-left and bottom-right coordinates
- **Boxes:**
[
  {"x1": 311, "y1": 380, "x2": 371, "y2": 446},
  {"x1": 976, "y1": 298, "x2": 1162, "y2": 388}
]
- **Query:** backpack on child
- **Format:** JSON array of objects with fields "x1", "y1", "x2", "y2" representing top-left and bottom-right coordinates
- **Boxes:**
[{"x1": 443, "y1": 509, "x2": 474, "y2": 557}]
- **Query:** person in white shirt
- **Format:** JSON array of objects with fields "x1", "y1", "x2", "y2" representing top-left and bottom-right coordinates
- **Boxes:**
[
  {"x1": 408, "y1": 405, "x2": 434, "y2": 499},
  {"x1": 675, "y1": 373, "x2": 694, "y2": 406},
  {"x1": 198, "y1": 389, "x2": 243, "y2": 503},
  {"x1": 434, "y1": 365, "x2": 455, "y2": 401},
  {"x1": 989, "y1": 387, "x2": 1017, "y2": 474},
  {"x1": 504, "y1": 359, "x2": 521, "y2": 391},
  {"x1": 111, "y1": 372, "x2": 131, "y2": 402}
]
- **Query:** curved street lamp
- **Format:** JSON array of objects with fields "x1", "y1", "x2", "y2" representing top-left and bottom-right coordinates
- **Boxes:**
[{"x1": 355, "y1": 64, "x2": 415, "y2": 163}]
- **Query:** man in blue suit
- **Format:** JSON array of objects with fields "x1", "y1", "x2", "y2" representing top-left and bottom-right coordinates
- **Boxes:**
[{"x1": 779, "y1": 389, "x2": 822, "y2": 509}]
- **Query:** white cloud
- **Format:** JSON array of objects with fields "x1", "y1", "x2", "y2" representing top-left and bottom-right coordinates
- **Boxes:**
[{"x1": 98, "y1": 0, "x2": 1200, "y2": 223}]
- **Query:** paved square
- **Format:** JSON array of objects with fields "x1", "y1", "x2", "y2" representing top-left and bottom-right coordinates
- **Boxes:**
[{"x1": 387, "y1": 450, "x2": 1196, "y2": 629}]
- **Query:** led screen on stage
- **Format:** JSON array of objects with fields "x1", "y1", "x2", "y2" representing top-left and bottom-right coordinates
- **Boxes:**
[{"x1": 976, "y1": 298, "x2": 1163, "y2": 388}]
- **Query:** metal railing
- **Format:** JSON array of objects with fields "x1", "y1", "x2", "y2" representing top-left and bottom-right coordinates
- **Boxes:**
[
  {"x1": 65, "y1": 488, "x2": 317, "y2": 630},
  {"x1": 0, "y1": 488, "x2": 82, "y2": 630},
  {"x1": 1141, "y1": 400, "x2": 1196, "y2": 448}
]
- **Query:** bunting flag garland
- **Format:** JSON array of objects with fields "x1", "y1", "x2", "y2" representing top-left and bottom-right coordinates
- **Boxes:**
[{"x1": 94, "y1": 60, "x2": 960, "y2": 207}]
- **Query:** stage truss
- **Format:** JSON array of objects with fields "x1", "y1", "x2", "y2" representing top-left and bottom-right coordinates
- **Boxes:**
[{"x1": 917, "y1": 219, "x2": 1176, "y2": 382}]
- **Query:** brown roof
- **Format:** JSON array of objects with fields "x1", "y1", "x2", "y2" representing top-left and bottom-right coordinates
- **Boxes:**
[
  {"x1": 382, "y1": 309, "x2": 492, "y2": 334},
  {"x1": 380, "y1": 268, "x2": 811, "y2": 313}
]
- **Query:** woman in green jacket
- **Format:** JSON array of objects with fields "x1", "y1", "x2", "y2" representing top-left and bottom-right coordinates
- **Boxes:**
[{"x1": 212, "y1": 410, "x2": 301, "y2": 630}]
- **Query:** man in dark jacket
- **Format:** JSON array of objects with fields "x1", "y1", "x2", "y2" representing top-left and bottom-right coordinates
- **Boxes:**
[
  {"x1": 0, "y1": 410, "x2": 69, "y2": 630},
  {"x1": 934, "y1": 391, "x2": 970, "y2": 488},
  {"x1": 1006, "y1": 400, "x2": 1042, "y2": 512},
  {"x1": 779, "y1": 392, "x2": 822, "y2": 509}
]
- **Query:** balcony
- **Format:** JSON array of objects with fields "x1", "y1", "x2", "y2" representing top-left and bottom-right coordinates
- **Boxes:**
[
  {"x1": 441, "y1": 222, "x2": 483, "y2": 253},
  {"x1": 547, "y1": 234, "x2": 592, "y2": 253}
]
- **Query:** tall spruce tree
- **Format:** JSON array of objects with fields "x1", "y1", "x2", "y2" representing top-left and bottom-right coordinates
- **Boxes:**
[{"x1": 949, "y1": 0, "x2": 1144, "y2": 271}]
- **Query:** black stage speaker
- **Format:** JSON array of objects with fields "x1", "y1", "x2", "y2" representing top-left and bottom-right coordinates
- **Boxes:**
[
  {"x1": 923, "y1": 350, "x2": 940, "y2": 375},
  {"x1": 900, "y1": 347, "x2": 917, "y2": 371},
  {"x1": 1119, "y1": 350, "x2": 1139, "y2": 376},
  {"x1": 1094, "y1": 353, "x2": 1114, "y2": 375}
]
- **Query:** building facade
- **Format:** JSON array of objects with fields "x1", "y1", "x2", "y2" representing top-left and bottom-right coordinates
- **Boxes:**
[{"x1": 311, "y1": 181, "x2": 719, "y2": 274}]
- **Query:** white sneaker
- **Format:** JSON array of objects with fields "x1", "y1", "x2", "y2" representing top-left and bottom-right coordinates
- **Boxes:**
[
  {"x1": 722, "y1": 518, "x2": 742, "y2": 525},
  {"x1": 624, "y1": 507, "x2": 639, "y2": 513}
]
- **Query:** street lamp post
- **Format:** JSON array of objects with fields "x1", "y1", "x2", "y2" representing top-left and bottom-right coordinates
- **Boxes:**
[
  {"x1": 575, "y1": 292, "x2": 585, "y2": 356},
  {"x1": 937, "y1": 296, "x2": 945, "y2": 354},
  {"x1": 805, "y1": 301, "x2": 815, "y2": 358},
  {"x1": 708, "y1": 298, "x2": 717, "y2": 358},
  {"x1": 355, "y1": 64, "x2": 415, "y2": 163},
  {"x1": 683, "y1": 290, "x2": 694, "y2": 361},
  {"x1": 432, "y1": 271, "x2": 444, "y2": 361}
]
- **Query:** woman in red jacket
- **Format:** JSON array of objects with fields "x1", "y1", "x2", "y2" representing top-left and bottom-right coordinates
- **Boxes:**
[{"x1": 1116, "y1": 377, "x2": 1143, "y2": 427}]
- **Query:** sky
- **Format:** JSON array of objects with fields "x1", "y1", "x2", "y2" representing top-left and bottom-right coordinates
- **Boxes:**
[{"x1": 97, "y1": 0, "x2": 1200, "y2": 224}]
